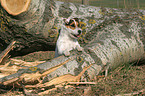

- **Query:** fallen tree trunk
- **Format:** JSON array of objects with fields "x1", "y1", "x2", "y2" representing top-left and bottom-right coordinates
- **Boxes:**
[
  {"x1": 0, "y1": 0, "x2": 143, "y2": 57},
  {"x1": 0, "y1": 0, "x2": 145, "y2": 93},
  {"x1": 0, "y1": 0, "x2": 104, "y2": 56}
]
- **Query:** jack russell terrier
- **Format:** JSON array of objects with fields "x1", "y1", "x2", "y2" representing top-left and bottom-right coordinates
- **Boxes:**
[{"x1": 55, "y1": 18, "x2": 83, "y2": 57}]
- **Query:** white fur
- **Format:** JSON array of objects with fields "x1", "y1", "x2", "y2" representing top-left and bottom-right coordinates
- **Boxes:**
[{"x1": 55, "y1": 23, "x2": 83, "y2": 57}]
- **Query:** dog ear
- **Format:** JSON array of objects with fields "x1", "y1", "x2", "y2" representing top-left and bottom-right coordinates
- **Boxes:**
[
  {"x1": 63, "y1": 18, "x2": 70, "y2": 24},
  {"x1": 73, "y1": 18, "x2": 79, "y2": 23}
]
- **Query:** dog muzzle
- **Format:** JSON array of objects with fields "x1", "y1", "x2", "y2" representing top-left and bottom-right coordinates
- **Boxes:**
[{"x1": 71, "y1": 30, "x2": 82, "y2": 38}]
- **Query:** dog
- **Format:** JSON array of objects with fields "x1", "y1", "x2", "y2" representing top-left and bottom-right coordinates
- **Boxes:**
[{"x1": 55, "y1": 18, "x2": 83, "y2": 57}]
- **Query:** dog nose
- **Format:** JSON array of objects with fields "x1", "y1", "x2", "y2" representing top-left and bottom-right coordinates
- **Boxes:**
[{"x1": 78, "y1": 30, "x2": 82, "y2": 34}]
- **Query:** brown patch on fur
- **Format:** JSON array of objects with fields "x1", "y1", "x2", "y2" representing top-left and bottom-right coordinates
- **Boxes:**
[{"x1": 65, "y1": 18, "x2": 80, "y2": 30}]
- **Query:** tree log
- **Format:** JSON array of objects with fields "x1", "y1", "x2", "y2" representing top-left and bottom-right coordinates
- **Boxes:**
[{"x1": 0, "y1": 0, "x2": 145, "y2": 89}]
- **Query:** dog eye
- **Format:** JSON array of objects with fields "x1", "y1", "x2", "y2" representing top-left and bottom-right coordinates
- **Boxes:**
[{"x1": 78, "y1": 24, "x2": 81, "y2": 27}]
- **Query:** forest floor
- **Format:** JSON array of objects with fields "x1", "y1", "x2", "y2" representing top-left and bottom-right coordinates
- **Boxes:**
[{"x1": 0, "y1": 51, "x2": 145, "y2": 96}]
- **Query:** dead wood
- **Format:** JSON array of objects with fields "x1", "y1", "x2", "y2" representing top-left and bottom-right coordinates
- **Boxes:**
[
  {"x1": 0, "y1": 41, "x2": 16, "y2": 64},
  {"x1": 1, "y1": 0, "x2": 31, "y2": 15}
]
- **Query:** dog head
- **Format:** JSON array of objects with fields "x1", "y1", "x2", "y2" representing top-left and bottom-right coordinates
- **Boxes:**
[{"x1": 63, "y1": 18, "x2": 82, "y2": 39}]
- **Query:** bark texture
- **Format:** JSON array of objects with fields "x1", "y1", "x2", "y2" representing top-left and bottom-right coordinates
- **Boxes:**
[
  {"x1": 1, "y1": 0, "x2": 143, "y2": 57},
  {"x1": 0, "y1": 0, "x2": 145, "y2": 88}
]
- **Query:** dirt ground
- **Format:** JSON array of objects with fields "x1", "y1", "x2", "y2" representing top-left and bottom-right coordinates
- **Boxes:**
[{"x1": 0, "y1": 51, "x2": 145, "y2": 96}]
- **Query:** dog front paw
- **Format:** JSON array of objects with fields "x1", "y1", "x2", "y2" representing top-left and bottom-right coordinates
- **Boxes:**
[
  {"x1": 63, "y1": 51, "x2": 70, "y2": 56},
  {"x1": 76, "y1": 45, "x2": 83, "y2": 52}
]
